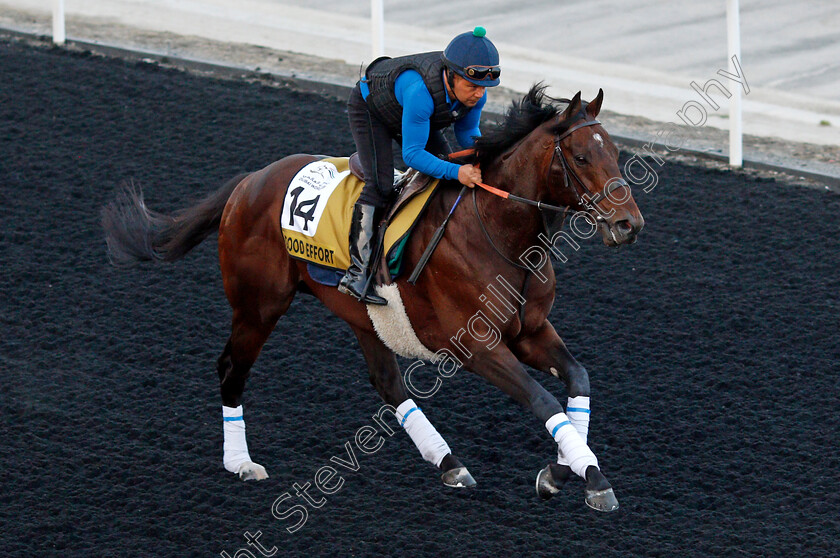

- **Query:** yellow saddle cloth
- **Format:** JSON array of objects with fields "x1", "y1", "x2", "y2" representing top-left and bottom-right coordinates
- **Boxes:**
[{"x1": 280, "y1": 157, "x2": 439, "y2": 273}]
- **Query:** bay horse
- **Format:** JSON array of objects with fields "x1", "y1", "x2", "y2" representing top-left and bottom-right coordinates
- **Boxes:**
[{"x1": 102, "y1": 85, "x2": 644, "y2": 512}]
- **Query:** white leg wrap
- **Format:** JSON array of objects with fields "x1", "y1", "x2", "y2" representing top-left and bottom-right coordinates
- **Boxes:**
[
  {"x1": 556, "y1": 397, "x2": 592, "y2": 467},
  {"x1": 556, "y1": 452, "x2": 570, "y2": 467},
  {"x1": 566, "y1": 396, "x2": 591, "y2": 444},
  {"x1": 395, "y1": 399, "x2": 451, "y2": 467},
  {"x1": 546, "y1": 412, "x2": 598, "y2": 478},
  {"x1": 223, "y1": 405, "x2": 252, "y2": 473}
]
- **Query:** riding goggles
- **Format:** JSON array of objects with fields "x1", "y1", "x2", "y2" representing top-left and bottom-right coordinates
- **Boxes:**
[{"x1": 463, "y1": 64, "x2": 501, "y2": 81}]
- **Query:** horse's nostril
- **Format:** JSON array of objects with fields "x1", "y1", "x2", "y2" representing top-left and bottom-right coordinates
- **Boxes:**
[{"x1": 616, "y1": 220, "x2": 633, "y2": 235}]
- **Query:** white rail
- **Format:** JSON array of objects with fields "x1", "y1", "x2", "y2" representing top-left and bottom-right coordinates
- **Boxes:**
[
  {"x1": 371, "y1": 0, "x2": 384, "y2": 58},
  {"x1": 726, "y1": 0, "x2": 743, "y2": 168},
  {"x1": 52, "y1": 0, "x2": 65, "y2": 45},
  {"x1": 48, "y1": 1, "x2": 748, "y2": 164}
]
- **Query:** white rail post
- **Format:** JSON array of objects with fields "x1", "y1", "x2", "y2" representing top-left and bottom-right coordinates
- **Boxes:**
[
  {"x1": 371, "y1": 0, "x2": 385, "y2": 58},
  {"x1": 52, "y1": 0, "x2": 66, "y2": 45},
  {"x1": 726, "y1": 0, "x2": 742, "y2": 168}
]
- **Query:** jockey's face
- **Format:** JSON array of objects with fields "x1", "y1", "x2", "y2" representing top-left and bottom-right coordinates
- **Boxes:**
[{"x1": 449, "y1": 73, "x2": 486, "y2": 107}]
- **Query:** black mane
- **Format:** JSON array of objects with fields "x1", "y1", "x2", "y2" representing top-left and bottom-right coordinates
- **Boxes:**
[{"x1": 472, "y1": 84, "x2": 586, "y2": 168}]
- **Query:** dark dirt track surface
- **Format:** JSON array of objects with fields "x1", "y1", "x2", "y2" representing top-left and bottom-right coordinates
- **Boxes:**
[{"x1": 1, "y1": 38, "x2": 839, "y2": 558}]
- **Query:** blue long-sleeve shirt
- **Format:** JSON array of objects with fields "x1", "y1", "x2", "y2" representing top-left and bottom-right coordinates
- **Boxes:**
[{"x1": 361, "y1": 70, "x2": 486, "y2": 181}]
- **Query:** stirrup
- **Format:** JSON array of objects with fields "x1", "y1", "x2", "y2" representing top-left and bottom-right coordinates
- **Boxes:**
[
  {"x1": 338, "y1": 273, "x2": 387, "y2": 305},
  {"x1": 362, "y1": 294, "x2": 387, "y2": 305},
  {"x1": 359, "y1": 285, "x2": 387, "y2": 305}
]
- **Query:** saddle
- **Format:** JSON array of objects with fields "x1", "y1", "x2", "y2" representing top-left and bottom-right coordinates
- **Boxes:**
[
  {"x1": 375, "y1": 167, "x2": 436, "y2": 284},
  {"x1": 348, "y1": 152, "x2": 435, "y2": 220},
  {"x1": 280, "y1": 156, "x2": 439, "y2": 285},
  {"x1": 348, "y1": 152, "x2": 365, "y2": 181}
]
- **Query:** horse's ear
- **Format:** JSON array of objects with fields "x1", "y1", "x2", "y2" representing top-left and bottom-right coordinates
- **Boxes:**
[
  {"x1": 586, "y1": 88, "x2": 604, "y2": 118},
  {"x1": 561, "y1": 91, "x2": 582, "y2": 120}
]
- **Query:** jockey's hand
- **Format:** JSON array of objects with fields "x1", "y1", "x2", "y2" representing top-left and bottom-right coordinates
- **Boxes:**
[{"x1": 457, "y1": 164, "x2": 482, "y2": 188}]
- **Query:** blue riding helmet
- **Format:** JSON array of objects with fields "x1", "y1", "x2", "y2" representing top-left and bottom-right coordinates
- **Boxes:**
[{"x1": 442, "y1": 26, "x2": 501, "y2": 87}]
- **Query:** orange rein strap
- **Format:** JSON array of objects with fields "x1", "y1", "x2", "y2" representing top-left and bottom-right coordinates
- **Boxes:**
[
  {"x1": 446, "y1": 118, "x2": 605, "y2": 211},
  {"x1": 447, "y1": 149, "x2": 569, "y2": 212},
  {"x1": 446, "y1": 148, "x2": 511, "y2": 200},
  {"x1": 475, "y1": 181, "x2": 510, "y2": 199},
  {"x1": 446, "y1": 147, "x2": 476, "y2": 159}
]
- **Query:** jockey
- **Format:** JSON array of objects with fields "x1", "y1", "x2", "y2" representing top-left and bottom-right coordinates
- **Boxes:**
[{"x1": 339, "y1": 26, "x2": 502, "y2": 305}]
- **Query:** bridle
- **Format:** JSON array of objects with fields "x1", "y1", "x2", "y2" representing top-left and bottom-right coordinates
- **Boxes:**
[
  {"x1": 551, "y1": 119, "x2": 629, "y2": 222},
  {"x1": 466, "y1": 117, "x2": 629, "y2": 269},
  {"x1": 409, "y1": 115, "x2": 630, "y2": 306},
  {"x1": 462, "y1": 117, "x2": 628, "y2": 221}
]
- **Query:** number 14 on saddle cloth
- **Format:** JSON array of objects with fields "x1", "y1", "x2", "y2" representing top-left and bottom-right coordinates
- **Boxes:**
[{"x1": 280, "y1": 157, "x2": 439, "y2": 276}]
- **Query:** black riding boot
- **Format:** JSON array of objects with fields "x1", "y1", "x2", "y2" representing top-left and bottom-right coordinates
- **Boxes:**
[{"x1": 338, "y1": 202, "x2": 388, "y2": 305}]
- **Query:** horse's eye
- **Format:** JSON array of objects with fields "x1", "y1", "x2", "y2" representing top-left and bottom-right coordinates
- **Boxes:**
[{"x1": 574, "y1": 155, "x2": 587, "y2": 166}]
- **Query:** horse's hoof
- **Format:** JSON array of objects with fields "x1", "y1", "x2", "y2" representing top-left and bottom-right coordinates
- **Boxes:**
[
  {"x1": 536, "y1": 466, "x2": 559, "y2": 500},
  {"x1": 535, "y1": 464, "x2": 572, "y2": 500},
  {"x1": 237, "y1": 461, "x2": 269, "y2": 481},
  {"x1": 584, "y1": 487, "x2": 619, "y2": 512},
  {"x1": 583, "y1": 466, "x2": 618, "y2": 511},
  {"x1": 441, "y1": 466, "x2": 476, "y2": 488}
]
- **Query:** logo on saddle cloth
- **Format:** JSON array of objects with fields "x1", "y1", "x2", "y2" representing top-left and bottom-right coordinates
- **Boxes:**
[{"x1": 281, "y1": 157, "x2": 439, "y2": 273}]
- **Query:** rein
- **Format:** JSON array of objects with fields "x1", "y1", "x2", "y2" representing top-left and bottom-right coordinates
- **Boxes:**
[
  {"x1": 471, "y1": 187, "x2": 534, "y2": 272},
  {"x1": 450, "y1": 118, "x2": 627, "y2": 222},
  {"x1": 409, "y1": 117, "x2": 628, "y2": 289},
  {"x1": 457, "y1": 120, "x2": 609, "y2": 317},
  {"x1": 457, "y1": 118, "x2": 629, "y2": 270}
]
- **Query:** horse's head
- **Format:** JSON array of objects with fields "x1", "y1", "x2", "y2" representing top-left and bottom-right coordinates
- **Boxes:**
[
  {"x1": 547, "y1": 89, "x2": 645, "y2": 246},
  {"x1": 475, "y1": 85, "x2": 644, "y2": 247}
]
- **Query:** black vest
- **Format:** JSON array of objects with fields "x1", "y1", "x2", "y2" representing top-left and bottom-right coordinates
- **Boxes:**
[{"x1": 364, "y1": 51, "x2": 471, "y2": 139}]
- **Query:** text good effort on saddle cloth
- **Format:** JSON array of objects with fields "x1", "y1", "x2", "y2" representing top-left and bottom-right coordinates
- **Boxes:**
[{"x1": 338, "y1": 26, "x2": 502, "y2": 305}]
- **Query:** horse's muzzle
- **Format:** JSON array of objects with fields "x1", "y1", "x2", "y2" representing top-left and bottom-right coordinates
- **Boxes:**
[{"x1": 605, "y1": 214, "x2": 645, "y2": 245}]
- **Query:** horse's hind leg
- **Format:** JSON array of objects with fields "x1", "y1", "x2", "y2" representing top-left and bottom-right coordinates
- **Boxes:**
[
  {"x1": 217, "y1": 269, "x2": 297, "y2": 480},
  {"x1": 353, "y1": 329, "x2": 476, "y2": 488},
  {"x1": 217, "y1": 311, "x2": 280, "y2": 480},
  {"x1": 214, "y1": 163, "x2": 305, "y2": 480}
]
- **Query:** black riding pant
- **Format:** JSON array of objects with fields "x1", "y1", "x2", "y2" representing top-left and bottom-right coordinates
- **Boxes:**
[{"x1": 348, "y1": 82, "x2": 451, "y2": 208}]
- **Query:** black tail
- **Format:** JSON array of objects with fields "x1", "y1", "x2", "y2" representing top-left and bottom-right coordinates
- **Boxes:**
[{"x1": 101, "y1": 173, "x2": 249, "y2": 265}]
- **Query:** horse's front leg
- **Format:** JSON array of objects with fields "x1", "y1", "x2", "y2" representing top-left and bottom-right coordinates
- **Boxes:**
[
  {"x1": 474, "y1": 336, "x2": 618, "y2": 512},
  {"x1": 512, "y1": 319, "x2": 592, "y2": 479}
]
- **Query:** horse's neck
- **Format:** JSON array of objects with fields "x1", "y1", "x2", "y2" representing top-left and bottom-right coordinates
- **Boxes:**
[
  {"x1": 479, "y1": 148, "x2": 549, "y2": 253},
  {"x1": 472, "y1": 177, "x2": 545, "y2": 265}
]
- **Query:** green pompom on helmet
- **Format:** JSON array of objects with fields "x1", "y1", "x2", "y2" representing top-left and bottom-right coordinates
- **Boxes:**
[{"x1": 442, "y1": 26, "x2": 501, "y2": 87}]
